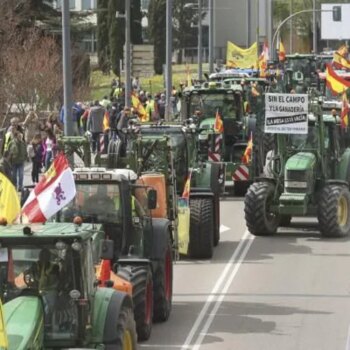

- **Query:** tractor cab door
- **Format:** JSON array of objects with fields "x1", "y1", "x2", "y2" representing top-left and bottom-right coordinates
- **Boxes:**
[{"x1": 326, "y1": 123, "x2": 340, "y2": 178}]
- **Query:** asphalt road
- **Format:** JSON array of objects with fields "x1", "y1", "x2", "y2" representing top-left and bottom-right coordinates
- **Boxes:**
[{"x1": 141, "y1": 197, "x2": 350, "y2": 350}]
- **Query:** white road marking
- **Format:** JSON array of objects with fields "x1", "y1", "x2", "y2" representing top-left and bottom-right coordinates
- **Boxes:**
[
  {"x1": 180, "y1": 229, "x2": 253, "y2": 350},
  {"x1": 219, "y1": 224, "x2": 230, "y2": 233},
  {"x1": 192, "y1": 232, "x2": 255, "y2": 349},
  {"x1": 345, "y1": 324, "x2": 350, "y2": 350}
]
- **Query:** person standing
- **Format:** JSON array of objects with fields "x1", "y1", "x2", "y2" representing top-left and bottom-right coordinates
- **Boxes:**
[
  {"x1": 42, "y1": 129, "x2": 57, "y2": 171},
  {"x1": 87, "y1": 100, "x2": 106, "y2": 153},
  {"x1": 0, "y1": 151, "x2": 13, "y2": 182},
  {"x1": 23, "y1": 109, "x2": 41, "y2": 144},
  {"x1": 8, "y1": 132, "x2": 27, "y2": 191},
  {"x1": 27, "y1": 134, "x2": 43, "y2": 184},
  {"x1": 157, "y1": 93, "x2": 166, "y2": 119}
]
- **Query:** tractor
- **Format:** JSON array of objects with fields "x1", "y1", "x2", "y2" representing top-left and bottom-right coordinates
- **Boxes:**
[
  {"x1": 245, "y1": 95, "x2": 350, "y2": 237},
  {"x1": 0, "y1": 222, "x2": 137, "y2": 349},
  {"x1": 107, "y1": 123, "x2": 221, "y2": 259},
  {"x1": 52, "y1": 166, "x2": 173, "y2": 342},
  {"x1": 180, "y1": 79, "x2": 272, "y2": 195}
]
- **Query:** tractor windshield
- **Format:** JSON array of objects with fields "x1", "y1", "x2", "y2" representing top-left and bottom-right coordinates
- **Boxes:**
[
  {"x1": 0, "y1": 244, "x2": 80, "y2": 341},
  {"x1": 57, "y1": 183, "x2": 121, "y2": 224},
  {"x1": 286, "y1": 125, "x2": 318, "y2": 151},
  {"x1": 189, "y1": 92, "x2": 237, "y2": 119}
]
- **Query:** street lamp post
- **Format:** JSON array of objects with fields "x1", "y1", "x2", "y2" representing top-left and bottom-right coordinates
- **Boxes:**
[
  {"x1": 125, "y1": 0, "x2": 131, "y2": 108},
  {"x1": 62, "y1": 0, "x2": 74, "y2": 136},
  {"x1": 313, "y1": 0, "x2": 317, "y2": 53},
  {"x1": 208, "y1": 0, "x2": 214, "y2": 74},
  {"x1": 165, "y1": 0, "x2": 173, "y2": 120},
  {"x1": 198, "y1": 0, "x2": 203, "y2": 81}
]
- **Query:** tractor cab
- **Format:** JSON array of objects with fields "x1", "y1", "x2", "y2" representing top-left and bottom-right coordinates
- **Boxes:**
[{"x1": 0, "y1": 224, "x2": 118, "y2": 348}]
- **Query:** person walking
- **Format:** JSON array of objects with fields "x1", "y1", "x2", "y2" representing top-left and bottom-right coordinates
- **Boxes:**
[
  {"x1": 8, "y1": 131, "x2": 27, "y2": 191},
  {"x1": 87, "y1": 100, "x2": 106, "y2": 153},
  {"x1": 27, "y1": 134, "x2": 43, "y2": 184},
  {"x1": 42, "y1": 129, "x2": 57, "y2": 171}
]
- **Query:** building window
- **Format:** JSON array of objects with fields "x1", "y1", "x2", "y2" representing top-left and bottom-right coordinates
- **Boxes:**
[{"x1": 82, "y1": 0, "x2": 91, "y2": 10}]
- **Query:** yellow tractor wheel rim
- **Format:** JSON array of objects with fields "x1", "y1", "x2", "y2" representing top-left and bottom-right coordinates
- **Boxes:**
[
  {"x1": 338, "y1": 196, "x2": 348, "y2": 227},
  {"x1": 123, "y1": 329, "x2": 133, "y2": 350}
]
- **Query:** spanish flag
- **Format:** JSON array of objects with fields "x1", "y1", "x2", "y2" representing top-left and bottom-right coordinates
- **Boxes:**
[
  {"x1": 341, "y1": 92, "x2": 349, "y2": 129},
  {"x1": 258, "y1": 41, "x2": 269, "y2": 77},
  {"x1": 0, "y1": 299, "x2": 8, "y2": 349},
  {"x1": 131, "y1": 93, "x2": 148, "y2": 122},
  {"x1": 0, "y1": 173, "x2": 20, "y2": 224},
  {"x1": 214, "y1": 110, "x2": 224, "y2": 133},
  {"x1": 337, "y1": 44, "x2": 348, "y2": 58},
  {"x1": 182, "y1": 171, "x2": 192, "y2": 199},
  {"x1": 103, "y1": 111, "x2": 110, "y2": 132},
  {"x1": 326, "y1": 64, "x2": 350, "y2": 95},
  {"x1": 242, "y1": 133, "x2": 253, "y2": 165},
  {"x1": 278, "y1": 41, "x2": 286, "y2": 62},
  {"x1": 333, "y1": 52, "x2": 350, "y2": 70}
]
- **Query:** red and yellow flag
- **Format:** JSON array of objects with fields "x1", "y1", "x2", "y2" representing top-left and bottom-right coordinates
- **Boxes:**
[
  {"x1": 131, "y1": 93, "x2": 148, "y2": 122},
  {"x1": 333, "y1": 52, "x2": 350, "y2": 70},
  {"x1": 242, "y1": 133, "x2": 253, "y2": 165},
  {"x1": 214, "y1": 110, "x2": 224, "y2": 133},
  {"x1": 337, "y1": 44, "x2": 348, "y2": 58},
  {"x1": 341, "y1": 92, "x2": 349, "y2": 129},
  {"x1": 182, "y1": 172, "x2": 192, "y2": 199},
  {"x1": 103, "y1": 111, "x2": 110, "y2": 132},
  {"x1": 258, "y1": 41, "x2": 269, "y2": 77},
  {"x1": 278, "y1": 41, "x2": 286, "y2": 62},
  {"x1": 326, "y1": 64, "x2": 350, "y2": 95}
]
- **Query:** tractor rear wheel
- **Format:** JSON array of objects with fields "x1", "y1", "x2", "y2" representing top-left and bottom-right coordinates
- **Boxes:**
[
  {"x1": 107, "y1": 138, "x2": 122, "y2": 168},
  {"x1": 117, "y1": 266, "x2": 153, "y2": 341},
  {"x1": 318, "y1": 185, "x2": 350, "y2": 237},
  {"x1": 189, "y1": 198, "x2": 214, "y2": 259},
  {"x1": 210, "y1": 164, "x2": 221, "y2": 246},
  {"x1": 153, "y1": 237, "x2": 173, "y2": 322},
  {"x1": 105, "y1": 306, "x2": 137, "y2": 350},
  {"x1": 244, "y1": 182, "x2": 279, "y2": 236}
]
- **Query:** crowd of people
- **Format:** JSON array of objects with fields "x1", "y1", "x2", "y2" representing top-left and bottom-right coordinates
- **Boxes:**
[{"x1": 0, "y1": 77, "x2": 184, "y2": 191}]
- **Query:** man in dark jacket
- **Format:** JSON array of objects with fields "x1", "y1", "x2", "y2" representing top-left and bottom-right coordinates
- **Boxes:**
[
  {"x1": 8, "y1": 132, "x2": 27, "y2": 191},
  {"x1": 87, "y1": 100, "x2": 106, "y2": 153}
]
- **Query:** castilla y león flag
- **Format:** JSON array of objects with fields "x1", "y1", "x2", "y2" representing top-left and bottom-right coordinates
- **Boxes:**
[{"x1": 21, "y1": 153, "x2": 76, "y2": 223}]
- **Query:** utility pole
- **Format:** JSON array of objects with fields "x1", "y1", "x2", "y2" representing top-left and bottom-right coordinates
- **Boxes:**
[
  {"x1": 165, "y1": 0, "x2": 173, "y2": 120},
  {"x1": 290, "y1": 0, "x2": 293, "y2": 53},
  {"x1": 198, "y1": 0, "x2": 203, "y2": 81},
  {"x1": 62, "y1": 0, "x2": 74, "y2": 136},
  {"x1": 125, "y1": 0, "x2": 131, "y2": 108},
  {"x1": 313, "y1": 0, "x2": 317, "y2": 53},
  {"x1": 208, "y1": 0, "x2": 214, "y2": 74},
  {"x1": 247, "y1": 0, "x2": 251, "y2": 47},
  {"x1": 267, "y1": 0, "x2": 274, "y2": 59}
]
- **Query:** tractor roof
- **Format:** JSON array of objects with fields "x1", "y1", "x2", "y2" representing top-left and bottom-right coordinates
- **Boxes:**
[
  {"x1": 0, "y1": 223, "x2": 99, "y2": 244},
  {"x1": 73, "y1": 168, "x2": 137, "y2": 181},
  {"x1": 183, "y1": 81, "x2": 242, "y2": 94}
]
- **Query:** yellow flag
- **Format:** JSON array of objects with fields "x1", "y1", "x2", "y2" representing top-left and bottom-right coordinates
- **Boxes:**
[
  {"x1": 0, "y1": 173, "x2": 20, "y2": 224},
  {"x1": 131, "y1": 93, "x2": 148, "y2": 122},
  {"x1": 226, "y1": 41, "x2": 258, "y2": 69},
  {"x1": 0, "y1": 300, "x2": 8, "y2": 349}
]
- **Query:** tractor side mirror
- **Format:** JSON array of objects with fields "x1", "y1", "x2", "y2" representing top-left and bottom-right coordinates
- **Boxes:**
[
  {"x1": 100, "y1": 239, "x2": 114, "y2": 260},
  {"x1": 147, "y1": 189, "x2": 157, "y2": 210}
]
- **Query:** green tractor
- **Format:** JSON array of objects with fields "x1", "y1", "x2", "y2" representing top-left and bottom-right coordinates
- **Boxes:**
[
  {"x1": 106, "y1": 123, "x2": 221, "y2": 259},
  {"x1": 0, "y1": 222, "x2": 137, "y2": 349},
  {"x1": 180, "y1": 79, "x2": 271, "y2": 195},
  {"x1": 54, "y1": 166, "x2": 173, "y2": 342},
  {"x1": 245, "y1": 96, "x2": 350, "y2": 237}
]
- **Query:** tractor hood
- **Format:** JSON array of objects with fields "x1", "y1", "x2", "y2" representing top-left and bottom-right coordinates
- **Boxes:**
[
  {"x1": 4, "y1": 296, "x2": 44, "y2": 349},
  {"x1": 199, "y1": 117, "x2": 216, "y2": 131},
  {"x1": 285, "y1": 152, "x2": 316, "y2": 171}
]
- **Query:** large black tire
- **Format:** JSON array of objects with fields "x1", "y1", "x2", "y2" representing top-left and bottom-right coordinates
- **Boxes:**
[
  {"x1": 104, "y1": 306, "x2": 137, "y2": 350},
  {"x1": 117, "y1": 266, "x2": 153, "y2": 341},
  {"x1": 153, "y1": 237, "x2": 173, "y2": 322},
  {"x1": 210, "y1": 164, "x2": 221, "y2": 247},
  {"x1": 244, "y1": 182, "x2": 279, "y2": 236},
  {"x1": 107, "y1": 138, "x2": 122, "y2": 169},
  {"x1": 189, "y1": 198, "x2": 214, "y2": 259},
  {"x1": 318, "y1": 185, "x2": 350, "y2": 237}
]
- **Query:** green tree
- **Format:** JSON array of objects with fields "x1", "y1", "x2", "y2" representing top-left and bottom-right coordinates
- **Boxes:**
[
  {"x1": 97, "y1": 0, "x2": 110, "y2": 73},
  {"x1": 148, "y1": 0, "x2": 166, "y2": 74}
]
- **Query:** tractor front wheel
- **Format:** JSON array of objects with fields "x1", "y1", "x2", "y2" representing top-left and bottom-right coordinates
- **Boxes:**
[
  {"x1": 244, "y1": 182, "x2": 279, "y2": 236},
  {"x1": 189, "y1": 198, "x2": 214, "y2": 259},
  {"x1": 104, "y1": 306, "x2": 137, "y2": 350},
  {"x1": 118, "y1": 266, "x2": 153, "y2": 341},
  {"x1": 318, "y1": 185, "x2": 350, "y2": 237}
]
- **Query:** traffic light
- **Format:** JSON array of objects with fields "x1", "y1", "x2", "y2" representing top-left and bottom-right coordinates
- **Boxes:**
[{"x1": 333, "y1": 6, "x2": 342, "y2": 22}]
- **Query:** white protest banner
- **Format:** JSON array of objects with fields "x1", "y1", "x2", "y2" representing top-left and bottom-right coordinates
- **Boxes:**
[{"x1": 265, "y1": 93, "x2": 308, "y2": 134}]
